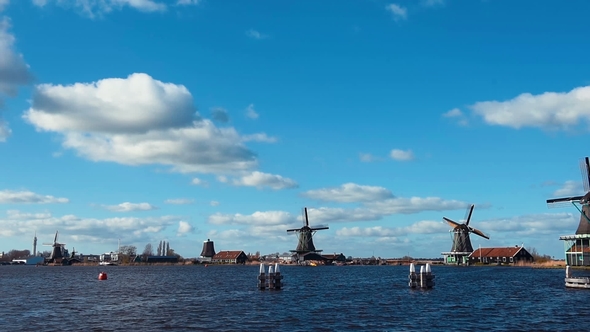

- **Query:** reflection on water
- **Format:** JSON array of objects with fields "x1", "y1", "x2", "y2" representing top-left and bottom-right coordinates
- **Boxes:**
[{"x1": 0, "y1": 265, "x2": 589, "y2": 331}]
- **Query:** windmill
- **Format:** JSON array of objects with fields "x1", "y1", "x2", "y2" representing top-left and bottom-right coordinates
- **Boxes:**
[
  {"x1": 547, "y1": 157, "x2": 590, "y2": 266},
  {"x1": 441, "y1": 204, "x2": 490, "y2": 265},
  {"x1": 42, "y1": 231, "x2": 66, "y2": 265},
  {"x1": 286, "y1": 207, "x2": 329, "y2": 263}
]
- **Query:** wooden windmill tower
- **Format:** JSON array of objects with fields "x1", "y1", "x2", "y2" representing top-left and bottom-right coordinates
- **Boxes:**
[
  {"x1": 286, "y1": 207, "x2": 329, "y2": 263},
  {"x1": 441, "y1": 204, "x2": 490, "y2": 265},
  {"x1": 547, "y1": 157, "x2": 590, "y2": 267},
  {"x1": 43, "y1": 231, "x2": 66, "y2": 265}
]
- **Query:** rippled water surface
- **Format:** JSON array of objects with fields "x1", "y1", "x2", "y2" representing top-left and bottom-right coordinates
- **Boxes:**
[{"x1": 1, "y1": 264, "x2": 589, "y2": 331}]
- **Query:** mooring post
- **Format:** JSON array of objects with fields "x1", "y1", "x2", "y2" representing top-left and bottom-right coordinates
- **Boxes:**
[
  {"x1": 273, "y1": 263, "x2": 284, "y2": 290},
  {"x1": 408, "y1": 263, "x2": 417, "y2": 288},
  {"x1": 267, "y1": 264, "x2": 275, "y2": 290},
  {"x1": 257, "y1": 263, "x2": 266, "y2": 290}
]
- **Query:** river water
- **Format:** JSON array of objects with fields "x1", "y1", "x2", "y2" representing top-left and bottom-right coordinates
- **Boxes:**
[{"x1": 0, "y1": 264, "x2": 588, "y2": 331}]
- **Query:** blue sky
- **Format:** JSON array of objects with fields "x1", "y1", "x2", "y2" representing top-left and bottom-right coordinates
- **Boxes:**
[{"x1": 0, "y1": 0, "x2": 588, "y2": 259}]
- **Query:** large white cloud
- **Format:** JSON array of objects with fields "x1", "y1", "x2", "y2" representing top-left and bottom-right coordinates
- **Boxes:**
[
  {"x1": 0, "y1": 17, "x2": 33, "y2": 141},
  {"x1": 32, "y1": 0, "x2": 169, "y2": 17},
  {"x1": 230, "y1": 171, "x2": 298, "y2": 190},
  {"x1": 470, "y1": 85, "x2": 590, "y2": 130},
  {"x1": 102, "y1": 202, "x2": 157, "y2": 212},
  {"x1": 302, "y1": 183, "x2": 394, "y2": 203},
  {"x1": 0, "y1": 17, "x2": 32, "y2": 98},
  {"x1": 0, "y1": 210, "x2": 180, "y2": 245},
  {"x1": 0, "y1": 190, "x2": 69, "y2": 204},
  {"x1": 26, "y1": 73, "x2": 196, "y2": 134},
  {"x1": 336, "y1": 221, "x2": 448, "y2": 237},
  {"x1": 23, "y1": 73, "x2": 273, "y2": 175}
]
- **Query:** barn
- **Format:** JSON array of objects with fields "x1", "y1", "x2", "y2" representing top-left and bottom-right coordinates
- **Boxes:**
[
  {"x1": 212, "y1": 251, "x2": 248, "y2": 264},
  {"x1": 468, "y1": 246, "x2": 534, "y2": 265}
]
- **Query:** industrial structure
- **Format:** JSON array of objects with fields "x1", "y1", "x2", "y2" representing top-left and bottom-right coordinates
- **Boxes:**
[
  {"x1": 441, "y1": 204, "x2": 490, "y2": 265},
  {"x1": 287, "y1": 207, "x2": 329, "y2": 264},
  {"x1": 547, "y1": 156, "x2": 590, "y2": 288}
]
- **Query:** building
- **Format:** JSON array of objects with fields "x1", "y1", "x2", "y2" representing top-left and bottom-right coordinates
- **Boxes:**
[
  {"x1": 322, "y1": 253, "x2": 346, "y2": 264},
  {"x1": 199, "y1": 239, "x2": 216, "y2": 262},
  {"x1": 145, "y1": 255, "x2": 179, "y2": 263},
  {"x1": 212, "y1": 251, "x2": 248, "y2": 264},
  {"x1": 468, "y1": 246, "x2": 534, "y2": 265}
]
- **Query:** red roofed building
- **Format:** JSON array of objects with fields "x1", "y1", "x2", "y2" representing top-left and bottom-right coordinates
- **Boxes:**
[
  {"x1": 469, "y1": 246, "x2": 534, "y2": 265},
  {"x1": 212, "y1": 251, "x2": 248, "y2": 264}
]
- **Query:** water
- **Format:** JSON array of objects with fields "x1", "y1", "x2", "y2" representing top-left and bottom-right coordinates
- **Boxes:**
[{"x1": 0, "y1": 264, "x2": 589, "y2": 331}]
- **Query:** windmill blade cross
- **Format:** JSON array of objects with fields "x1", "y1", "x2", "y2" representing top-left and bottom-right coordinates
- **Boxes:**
[
  {"x1": 464, "y1": 204, "x2": 475, "y2": 226},
  {"x1": 443, "y1": 217, "x2": 461, "y2": 229},
  {"x1": 581, "y1": 157, "x2": 590, "y2": 193},
  {"x1": 546, "y1": 195, "x2": 585, "y2": 208},
  {"x1": 469, "y1": 226, "x2": 490, "y2": 239}
]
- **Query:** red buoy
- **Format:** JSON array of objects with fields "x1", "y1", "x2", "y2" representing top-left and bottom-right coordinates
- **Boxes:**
[
  {"x1": 98, "y1": 272, "x2": 108, "y2": 280},
  {"x1": 205, "y1": 264, "x2": 208, "y2": 267}
]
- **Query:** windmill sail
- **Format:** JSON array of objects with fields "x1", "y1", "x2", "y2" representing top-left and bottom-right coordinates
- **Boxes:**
[
  {"x1": 443, "y1": 204, "x2": 489, "y2": 253},
  {"x1": 547, "y1": 157, "x2": 590, "y2": 235},
  {"x1": 287, "y1": 207, "x2": 329, "y2": 255}
]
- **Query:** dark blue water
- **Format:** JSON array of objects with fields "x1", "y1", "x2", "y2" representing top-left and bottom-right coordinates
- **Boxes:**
[{"x1": 0, "y1": 265, "x2": 588, "y2": 331}]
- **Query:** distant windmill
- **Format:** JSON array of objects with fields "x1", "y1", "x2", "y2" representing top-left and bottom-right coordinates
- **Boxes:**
[
  {"x1": 42, "y1": 231, "x2": 66, "y2": 264},
  {"x1": 441, "y1": 204, "x2": 489, "y2": 265},
  {"x1": 286, "y1": 207, "x2": 329, "y2": 263}
]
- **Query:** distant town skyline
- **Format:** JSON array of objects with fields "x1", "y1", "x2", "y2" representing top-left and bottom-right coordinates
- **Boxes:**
[{"x1": 0, "y1": 0, "x2": 587, "y2": 258}]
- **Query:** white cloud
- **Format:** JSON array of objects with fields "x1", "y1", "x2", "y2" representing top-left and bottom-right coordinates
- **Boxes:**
[
  {"x1": 33, "y1": 0, "x2": 167, "y2": 17},
  {"x1": 0, "y1": 0, "x2": 9, "y2": 11},
  {"x1": 478, "y1": 213, "x2": 577, "y2": 236},
  {"x1": 302, "y1": 183, "x2": 394, "y2": 203},
  {"x1": 0, "y1": 190, "x2": 69, "y2": 204},
  {"x1": 25, "y1": 73, "x2": 196, "y2": 134},
  {"x1": 24, "y1": 73, "x2": 266, "y2": 175},
  {"x1": 364, "y1": 197, "x2": 472, "y2": 215},
  {"x1": 231, "y1": 171, "x2": 298, "y2": 190},
  {"x1": 443, "y1": 108, "x2": 462, "y2": 117},
  {"x1": 0, "y1": 17, "x2": 33, "y2": 140},
  {"x1": 0, "y1": 120, "x2": 10, "y2": 141},
  {"x1": 176, "y1": 0, "x2": 199, "y2": 5},
  {"x1": 422, "y1": 0, "x2": 444, "y2": 7},
  {"x1": 242, "y1": 133, "x2": 277, "y2": 143},
  {"x1": 246, "y1": 29, "x2": 267, "y2": 40},
  {"x1": 0, "y1": 210, "x2": 179, "y2": 244},
  {"x1": 359, "y1": 153, "x2": 385, "y2": 162},
  {"x1": 210, "y1": 107, "x2": 229, "y2": 123},
  {"x1": 191, "y1": 178, "x2": 208, "y2": 186},
  {"x1": 6, "y1": 209, "x2": 51, "y2": 219},
  {"x1": 385, "y1": 3, "x2": 407, "y2": 20},
  {"x1": 177, "y1": 221, "x2": 194, "y2": 236},
  {"x1": 470, "y1": 85, "x2": 590, "y2": 130},
  {"x1": 390, "y1": 149, "x2": 414, "y2": 161},
  {"x1": 336, "y1": 221, "x2": 448, "y2": 237},
  {"x1": 553, "y1": 180, "x2": 583, "y2": 197},
  {"x1": 210, "y1": 200, "x2": 219, "y2": 206},
  {"x1": 245, "y1": 104, "x2": 259, "y2": 119},
  {"x1": 164, "y1": 198, "x2": 194, "y2": 205},
  {"x1": 102, "y1": 202, "x2": 157, "y2": 212},
  {"x1": 209, "y1": 210, "x2": 297, "y2": 226}
]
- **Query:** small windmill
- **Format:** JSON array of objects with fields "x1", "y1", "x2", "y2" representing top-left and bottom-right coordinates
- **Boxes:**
[
  {"x1": 547, "y1": 157, "x2": 590, "y2": 267},
  {"x1": 441, "y1": 204, "x2": 489, "y2": 265},
  {"x1": 42, "y1": 231, "x2": 66, "y2": 264},
  {"x1": 286, "y1": 207, "x2": 329, "y2": 262}
]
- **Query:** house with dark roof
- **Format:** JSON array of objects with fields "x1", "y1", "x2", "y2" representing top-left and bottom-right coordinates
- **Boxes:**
[
  {"x1": 212, "y1": 251, "x2": 248, "y2": 264},
  {"x1": 468, "y1": 246, "x2": 534, "y2": 265}
]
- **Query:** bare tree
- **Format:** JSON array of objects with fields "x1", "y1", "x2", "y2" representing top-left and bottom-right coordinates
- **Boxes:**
[
  {"x1": 143, "y1": 243, "x2": 153, "y2": 257},
  {"x1": 165, "y1": 242, "x2": 170, "y2": 256}
]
